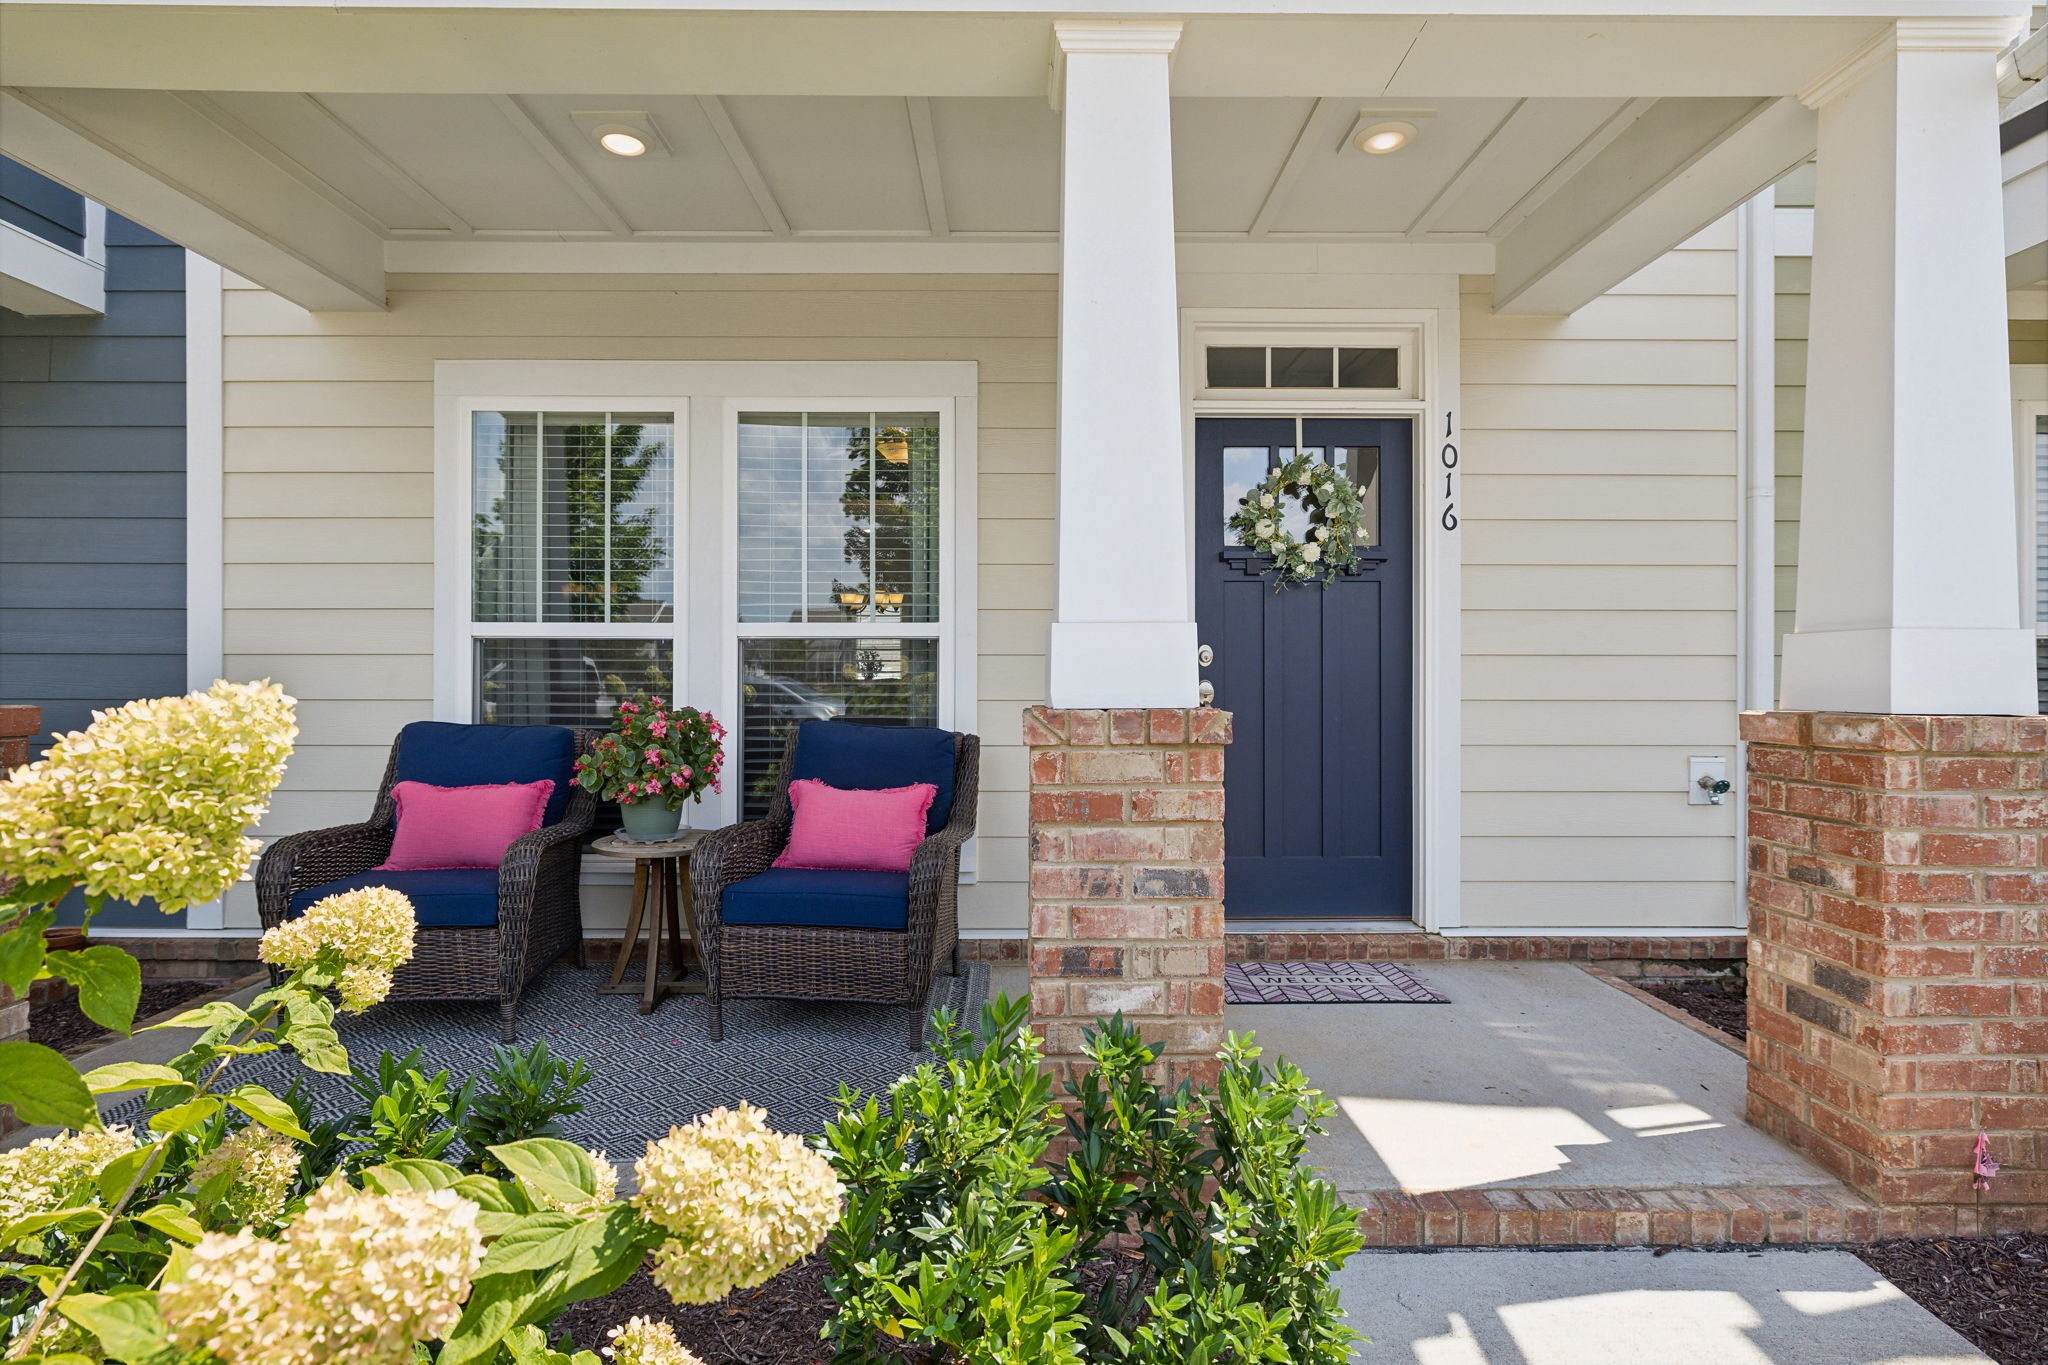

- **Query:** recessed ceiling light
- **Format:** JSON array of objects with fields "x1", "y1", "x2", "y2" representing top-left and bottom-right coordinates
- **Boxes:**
[
  {"x1": 1354, "y1": 121, "x2": 1417, "y2": 155},
  {"x1": 598, "y1": 130, "x2": 647, "y2": 157}
]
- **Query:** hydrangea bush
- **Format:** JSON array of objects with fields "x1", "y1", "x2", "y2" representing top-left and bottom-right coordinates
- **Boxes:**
[{"x1": 2, "y1": 684, "x2": 835, "y2": 1365}]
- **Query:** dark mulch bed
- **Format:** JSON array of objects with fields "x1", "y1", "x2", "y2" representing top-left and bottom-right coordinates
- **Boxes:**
[
  {"x1": 1639, "y1": 978, "x2": 1747, "y2": 1042},
  {"x1": 1859, "y1": 1234, "x2": 2047, "y2": 1365},
  {"x1": 553, "y1": 1257, "x2": 842, "y2": 1364},
  {"x1": 29, "y1": 980, "x2": 224, "y2": 1056},
  {"x1": 555, "y1": 1250, "x2": 1149, "y2": 1362}
]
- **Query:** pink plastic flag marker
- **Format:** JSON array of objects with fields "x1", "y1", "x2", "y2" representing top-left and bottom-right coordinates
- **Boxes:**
[{"x1": 1972, "y1": 1131, "x2": 2000, "y2": 1191}]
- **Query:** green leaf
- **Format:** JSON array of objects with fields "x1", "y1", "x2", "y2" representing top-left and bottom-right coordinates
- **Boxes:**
[
  {"x1": 57, "y1": 1289, "x2": 175, "y2": 1364},
  {"x1": 477, "y1": 1212, "x2": 584, "y2": 1277},
  {"x1": 359, "y1": 1159, "x2": 463, "y2": 1195},
  {"x1": 131, "y1": 1204, "x2": 204, "y2": 1246},
  {"x1": 145, "y1": 999, "x2": 250, "y2": 1034},
  {"x1": 452, "y1": 1174, "x2": 518, "y2": 1213},
  {"x1": 97, "y1": 1140, "x2": 165, "y2": 1204},
  {"x1": 1, "y1": 1206, "x2": 103, "y2": 1245},
  {"x1": 0, "y1": 1040, "x2": 97, "y2": 1129},
  {"x1": 488, "y1": 1139, "x2": 599, "y2": 1208},
  {"x1": 146, "y1": 1094, "x2": 222, "y2": 1136},
  {"x1": 0, "y1": 879, "x2": 71, "y2": 912},
  {"x1": 222, "y1": 1084, "x2": 309, "y2": 1140},
  {"x1": 285, "y1": 1020, "x2": 349, "y2": 1074},
  {"x1": 81, "y1": 1062, "x2": 188, "y2": 1097},
  {"x1": 0, "y1": 908, "x2": 54, "y2": 997},
  {"x1": 437, "y1": 1273, "x2": 547, "y2": 1365},
  {"x1": 45, "y1": 946, "x2": 142, "y2": 1036}
]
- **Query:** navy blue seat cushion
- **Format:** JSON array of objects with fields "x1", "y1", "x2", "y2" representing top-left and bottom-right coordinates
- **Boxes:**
[
  {"x1": 394, "y1": 721, "x2": 577, "y2": 827},
  {"x1": 719, "y1": 868, "x2": 909, "y2": 931},
  {"x1": 790, "y1": 721, "x2": 956, "y2": 835},
  {"x1": 289, "y1": 868, "x2": 500, "y2": 929}
]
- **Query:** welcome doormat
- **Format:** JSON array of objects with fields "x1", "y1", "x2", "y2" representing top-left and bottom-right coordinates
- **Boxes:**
[{"x1": 1224, "y1": 961, "x2": 1450, "y2": 1005}]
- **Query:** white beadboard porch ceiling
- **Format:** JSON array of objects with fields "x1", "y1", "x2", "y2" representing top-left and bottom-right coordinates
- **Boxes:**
[{"x1": 170, "y1": 91, "x2": 1680, "y2": 243}]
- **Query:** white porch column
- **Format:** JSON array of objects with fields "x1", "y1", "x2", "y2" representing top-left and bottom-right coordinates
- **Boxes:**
[
  {"x1": 1046, "y1": 21, "x2": 1198, "y2": 708},
  {"x1": 1780, "y1": 17, "x2": 2034, "y2": 714}
]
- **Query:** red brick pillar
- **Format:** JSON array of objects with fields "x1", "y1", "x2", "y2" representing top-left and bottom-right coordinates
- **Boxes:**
[
  {"x1": 0, "y1": 704, "x2": 40, "y2": 1133},
  {"x1": 1024, "y1": 706, "x2": 1229, "y2": 1086},
  {"x1": 1743, "y1": 711, "x2": 2047, "y2": 1234}
]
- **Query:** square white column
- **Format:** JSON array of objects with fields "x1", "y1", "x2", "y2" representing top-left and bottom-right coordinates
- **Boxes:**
[
  {"x1": 1780, "y1": 17, "x2": 2035, "y2": 715},
  {"x1": 1046, "y1": 21, "x2": 1199, "y2": 709}
]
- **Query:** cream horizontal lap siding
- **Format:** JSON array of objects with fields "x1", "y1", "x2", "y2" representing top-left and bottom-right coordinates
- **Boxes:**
[
  {"x1": 216, "y1": 271, "x2": 1055, "y2": 933},
  {"x1": 1458, "y1": 219, "x2": 1743, "y2": 929}
]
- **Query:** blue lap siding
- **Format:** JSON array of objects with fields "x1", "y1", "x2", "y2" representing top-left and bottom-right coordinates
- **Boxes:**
[{"x1": 1, "y1": 162, "x2": 188, "y2": 927}]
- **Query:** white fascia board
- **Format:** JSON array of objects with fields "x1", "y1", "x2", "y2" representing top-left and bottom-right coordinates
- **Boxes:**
[
  {"x1": 0, "y1": 217, "x2": 104, "y2": 315},
  {"x1": 0, "y1": 88, "x2": 385, "y2": 312},
  {"x1": 1494, "y1": 96, "x2": 1817, "y2": 315},
  {"x1": 10, "y1": 1, "x2": 2029, "y2": 14},
  {"x1": 2005, "y1": 131, "x2": 2048, "y2": 288}
]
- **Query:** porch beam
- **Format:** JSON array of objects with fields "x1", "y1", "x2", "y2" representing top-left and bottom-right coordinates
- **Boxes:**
[
  {"x1": 1491, "y1": 95, "x2": 1816, "y2": 316},
  {"x1": 1046, "y1": 20, "x2": 1199, "y2": 708},
  {"x1": 0, "y1": 87, "x2": 385, "y2": 311},
  {"x1": 1779, "y1": 17, "x2": 2034, "y2": 714}
]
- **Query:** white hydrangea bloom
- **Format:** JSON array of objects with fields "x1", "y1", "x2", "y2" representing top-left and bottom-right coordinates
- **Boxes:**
[
  {"x1": 633, "y1": 1103, "x2": 842, "y2": 1305},
  {"x1": 0, "y1": 1127, "x2": 137, "y2": 1224},
  {"x1": 192, "y1": 1125, "x2": 301, "y2": 1227},
  {"x1": 604, "y1": 1316, "x2": 704, "y2": 1365},
  {"x1": 260, "y1": 884, "x2": 416, "y2": 1011},
  {"x1": 162, "y1": 1184, "x2": 482, "y2": 1365},
  {"x1": 0, "y1": 681, "x2": 296, "y2": 911}
]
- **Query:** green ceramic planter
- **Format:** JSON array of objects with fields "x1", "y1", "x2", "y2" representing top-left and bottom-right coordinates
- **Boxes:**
[{"x1": 618, "y1": 797, "x2": 683, "y2": 842}]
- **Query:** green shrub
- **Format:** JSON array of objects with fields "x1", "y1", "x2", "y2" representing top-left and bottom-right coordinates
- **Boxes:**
[
  {"x1": 461, "y1": 1041, "x2": 593, "y2": 1176},
  {"x1": 818, "y1": 997, "x2": 1363, "y2": 1365}
]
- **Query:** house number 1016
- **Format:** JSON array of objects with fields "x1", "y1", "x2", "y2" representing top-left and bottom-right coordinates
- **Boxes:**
[{"x1": 1440, "y1": 411, "x2": 1459, "y2": 532}]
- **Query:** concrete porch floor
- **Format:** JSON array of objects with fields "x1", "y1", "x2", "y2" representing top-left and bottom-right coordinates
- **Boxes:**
[
  {"x1": 1229, "y1": 962, "x2": 1826, "y2": 1195},
  {"x1": 1224, "y1": 962, "x2": 1875, "y2": 1246}
]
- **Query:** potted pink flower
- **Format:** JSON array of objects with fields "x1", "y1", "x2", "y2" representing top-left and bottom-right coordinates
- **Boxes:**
[{"x1": 574, "y1": 692, "x2": 726, "y2": 841}]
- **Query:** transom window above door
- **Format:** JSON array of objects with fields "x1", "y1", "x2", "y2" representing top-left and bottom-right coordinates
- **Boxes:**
[{"x1": 1205, "y1": 345, "x2": 1401, "y2": 392}]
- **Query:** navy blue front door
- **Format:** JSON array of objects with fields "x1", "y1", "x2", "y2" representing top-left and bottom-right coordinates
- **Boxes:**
[{"x1": 1194, "y1": 417, "x2": 1414, "y2": 919}]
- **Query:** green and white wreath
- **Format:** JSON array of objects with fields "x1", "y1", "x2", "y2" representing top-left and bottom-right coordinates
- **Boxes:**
[{"x1": 1226, "y1": 452, "x2": 1365, "y2": 586}]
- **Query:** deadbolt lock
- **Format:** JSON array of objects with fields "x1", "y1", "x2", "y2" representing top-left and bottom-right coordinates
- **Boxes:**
[{"x1": 1196, "y1": 643, "x2": 1215, "y2": 667}]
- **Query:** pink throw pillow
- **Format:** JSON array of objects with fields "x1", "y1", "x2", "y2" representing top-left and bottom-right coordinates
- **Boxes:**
[
  {"x1": 773, "y1": 779, "x2": 936, "y2": 874},
  {"x1": 377, "y1": 779, "x2": 554, "y2": 871}
]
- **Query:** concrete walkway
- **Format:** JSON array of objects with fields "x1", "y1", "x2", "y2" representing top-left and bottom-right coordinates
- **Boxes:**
[
  {"x1": 1227, "y1": 961, "x2": 1834, "y2": 1196},
  {"x1": 1339, "y1": 1248, "x2": 1989, "y2": 1364}
]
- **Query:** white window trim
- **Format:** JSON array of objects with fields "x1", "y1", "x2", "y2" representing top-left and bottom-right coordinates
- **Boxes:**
[
  {"x1": 1179, "y1": 304, "x2": 1461, "y2": 934},
  {"x1": 433, "y1": 360, "x2": 978, "y2": 871}
]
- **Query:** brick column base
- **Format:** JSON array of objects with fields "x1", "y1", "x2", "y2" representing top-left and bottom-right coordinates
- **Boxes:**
[
  {"x1": 1743, "y1": 711, "x2": 2047, "y2": 1232},
  {"x1": 1024, "y1": 706, "x2": 1230, "y2": 1087}
]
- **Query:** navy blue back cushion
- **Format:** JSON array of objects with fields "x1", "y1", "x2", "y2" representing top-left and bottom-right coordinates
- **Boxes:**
[
  {"x1": 393, "y1": 722, "x2": 577, "y2": 827},
  {"x1": 790, "y1": 721, "x2": 956, "y2": 835}
]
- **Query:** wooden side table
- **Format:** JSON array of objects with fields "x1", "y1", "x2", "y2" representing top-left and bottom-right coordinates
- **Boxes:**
[{"x1": 591, "y1": 829, "x2": 708, "y2": 1015}]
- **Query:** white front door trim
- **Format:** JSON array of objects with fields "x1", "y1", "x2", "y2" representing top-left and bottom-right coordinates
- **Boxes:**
[{"x1": 1179, "y1": 304, "x2": 1462, "y2": 932}]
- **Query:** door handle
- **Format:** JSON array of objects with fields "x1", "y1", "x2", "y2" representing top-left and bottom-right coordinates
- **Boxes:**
[{"x1": 1198, "y1": 680, "x2": 1216, "y2": 706}]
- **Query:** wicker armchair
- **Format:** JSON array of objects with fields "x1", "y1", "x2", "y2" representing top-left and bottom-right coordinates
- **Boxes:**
[
  {"x1": 255, "y1": 722, "x2": 598, "y2": 1041},
  {"x1": 690, "y1": 722, "x2": 979, "y2": 1048}
]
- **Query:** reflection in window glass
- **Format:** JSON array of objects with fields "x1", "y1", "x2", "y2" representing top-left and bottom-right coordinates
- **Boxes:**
[
  {"x1": 1206, "y1": 347, "x2": 1266, "y2": 388},
  {"x1": 1270, "y1": 347, "x2": 1334, "y2": 388},
  {"x1": 471, "y1": 411, "x2": 674, "y2": 625},
  {"x1": 738, "y1": 638, "x2": 940, "y2": 818},
  {"x1": 1221, "y1": 446, "x2": 1270, "y2": 542},
  {"x1": 1340, "y1": 446, "x2": 1383, "y2": 547},
  {"x1": 473, "y1": 638, "x2": 673, "y2": 727},
  {"x1": 738, "y1": 411, "x2": 940, "y2": 624},
  {"x1": 1338, "y1": 348, "x2": 1400, "y2": 389}
]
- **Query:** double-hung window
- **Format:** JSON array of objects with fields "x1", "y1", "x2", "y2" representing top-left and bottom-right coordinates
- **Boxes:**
[
  {"x1": 440, "y1": 362, "x2": 975, "y2": 836},
  {"x1": 734, "y1": 409, "x2": 945, "y2": 818}
]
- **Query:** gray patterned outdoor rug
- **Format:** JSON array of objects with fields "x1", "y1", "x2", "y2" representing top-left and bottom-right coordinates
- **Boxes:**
[
  {"x1": 1225, "y1": 961, "x2": 1449, "y2": 1005},
  {"x1": 104, "y1": 961, "x2": 989, "y2": 1150}
]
